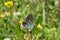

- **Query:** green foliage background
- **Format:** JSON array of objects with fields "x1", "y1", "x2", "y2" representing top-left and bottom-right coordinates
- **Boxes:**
[{"x1": 0, "y1": 0, "x2": 60, "y2": 40}]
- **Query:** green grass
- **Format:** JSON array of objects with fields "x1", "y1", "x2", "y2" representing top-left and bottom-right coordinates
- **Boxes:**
[{"x1": 0, "y1": 0, "x2": 60, "y2": 40}]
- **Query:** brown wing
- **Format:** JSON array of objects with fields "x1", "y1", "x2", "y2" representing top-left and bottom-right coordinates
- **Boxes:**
[{"x1": 25, "y1": 14, "x2": 33, "y2": 25}]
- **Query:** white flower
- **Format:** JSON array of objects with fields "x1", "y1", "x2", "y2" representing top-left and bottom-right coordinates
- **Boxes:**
[
  {"x1": 4, "y1": 38, "x2": 11, "y2": 40},
  {"x1": 5, "y1": 11, "x2": 11, "y2": 16},
  {"x1": 29, "y1": 0, "x2": 35, "y2": 2},
  {"x1": 13, "y1": 11, "x2": 21, "y2": 17},
  {"x1": 55, "y1": 1, "x2": 59, "y2": 5}
]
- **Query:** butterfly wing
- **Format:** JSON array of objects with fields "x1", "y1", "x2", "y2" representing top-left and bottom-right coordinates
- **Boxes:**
[
  {"x1": 25, "y1": 14, "x2": 33, "y2": 25},
  {"x1": 25, "y1": 14, "x2": 34, "y2": 29}
]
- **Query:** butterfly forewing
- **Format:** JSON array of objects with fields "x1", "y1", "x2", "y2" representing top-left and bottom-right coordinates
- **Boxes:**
[{"x1": 25, "y1": 14, "x2": 33, "y2": 25}]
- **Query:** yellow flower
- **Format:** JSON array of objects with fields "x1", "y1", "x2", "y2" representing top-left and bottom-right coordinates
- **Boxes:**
[
  {"x1": 24, "y1": 35, "x2": 26, "y2": 40},
  {"x1": 19, "y1": 19, "x2": 25, "y2": 30},
  {"x1": 19, "y1": 19, "x2": 24, "y2": 24},
  {"x1": 0, "y1": 13, "x2": 5, "y2": 18},
  {"x1": 4, "y1": 1, "x2": 13, "y2": 8},
  {"x1": 37, "y1": 23, "x2": 43, "y2": 30},
  {"x1": 23, "y1": 35, "x2": 28, "y2": 40}
]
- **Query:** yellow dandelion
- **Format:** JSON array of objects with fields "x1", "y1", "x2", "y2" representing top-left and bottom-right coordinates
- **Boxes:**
[
  {"x1": 0, "y1": 13, "x2": 5, "y2": 18},
  {"x1": 24, "y1": 35, "x2": 27, "y2": 40},
  {"x1": 4, "y1": 1, "x2": 13, "y2": 8},
  {"x1": 19, "y1": 19, "x2": 25, "y2": 30},
  {"x1": 37, "y1": 23, "x2": 43, "y2": 30},
  {"x1": 19, "y1": 19, "x2": 24, "y2": 24}
]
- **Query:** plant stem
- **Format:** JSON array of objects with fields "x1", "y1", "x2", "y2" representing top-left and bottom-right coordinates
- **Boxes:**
[{"x1": 29, "y1": 30, "x2": 32, "y2": 40}]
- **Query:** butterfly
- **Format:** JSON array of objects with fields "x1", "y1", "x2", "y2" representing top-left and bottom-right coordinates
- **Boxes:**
[{"x1": 20, "y1": 14, "x2": 34, "y2": 30}]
